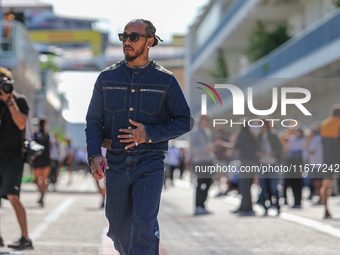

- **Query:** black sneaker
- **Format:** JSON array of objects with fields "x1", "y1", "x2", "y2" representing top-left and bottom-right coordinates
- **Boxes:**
[
  {"x1": 0, "y1": 237, "x2": 4, "y2": 247},
  {"x1": 8, "y1": 237, "x2": 33, "y2": 250}
]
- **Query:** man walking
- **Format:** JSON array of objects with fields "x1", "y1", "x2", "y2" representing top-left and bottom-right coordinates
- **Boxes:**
[
  {"x1": 320, "y1": 104, "x2": 340, "y2": 218},
  {"x1": 0, "y1": 67, "x2": 33, "y2": 250},
  {"x1": 85, "y1": 19, "x2": 193, "y2": 255},
  {"x1": 190, "y1": 114, "x2": 215, "y2": 215}
]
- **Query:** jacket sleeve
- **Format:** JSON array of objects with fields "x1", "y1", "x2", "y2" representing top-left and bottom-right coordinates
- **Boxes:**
[
  {"x1": 85, "y1": 74, "x2": 105, "y2": 159},
  {"x1": 143, "y1": 76, "x2": 194, "y2": 143}
]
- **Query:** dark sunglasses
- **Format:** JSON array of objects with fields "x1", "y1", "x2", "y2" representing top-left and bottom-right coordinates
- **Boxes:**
[{"x1": 118, "y1": 32, "x2": 149, "y2": 42}]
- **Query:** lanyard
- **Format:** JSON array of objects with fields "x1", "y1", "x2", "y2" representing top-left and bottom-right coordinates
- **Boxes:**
[{"x1": 0, "y1": 105, "x2": 6, "y2": 127}]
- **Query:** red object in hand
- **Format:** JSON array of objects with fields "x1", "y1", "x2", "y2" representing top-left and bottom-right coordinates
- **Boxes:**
[{"x1": 99, "y1": 162, "x2": 104, "y2": 176}]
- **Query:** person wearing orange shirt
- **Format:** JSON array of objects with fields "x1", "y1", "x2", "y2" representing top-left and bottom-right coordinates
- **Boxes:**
[{"x1": 320, "y1": 104, "x2": 340, "y2": 218}]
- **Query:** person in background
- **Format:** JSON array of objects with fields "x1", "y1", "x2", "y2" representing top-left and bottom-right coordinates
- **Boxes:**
[
  {"x1": 257, "y1": 120, "x2": 282, "y2": 216},
  {"x1": 307, "y1": 123, "x2": 323, "y2": 205},
  {"x1": 64, "y1": 136, "x2": 75, "y2": 185},
  {"x1": 280, "y1": 123, "x2": 295, "y2": 205},
  {"x1": 232, "y1": 119, "x2": 258, "y2": 215},
  {"x1": 178, "y1": 148, "x2": 187, "y2": 179},
  {"x1": 165, "y1": 143, "x2": 183, "y2": 186},
  {"x1": 191, "y1": 114, "x2": 215, "y2": 215},
  {"x1": 48, "y1": 131, "x2": 60, "y2": 191},
  {"x1": 213, "y1": 129, "x2": 230, "y2": 196},
  {"x1": 32, "y1": 117, "x2": 51, "y2": 207},
  {"x1": 0, "y1": 67, "x2": 33, "y2": 249},
  {"x1": 320, "y1": 104, "x2": 340, "y2": 218},
  {"x1": 75, "y1": 146, "x2": 90, "y2": 174},
  {"x1": 284, "y1": 126, "x2": 306, "y2": 209}
]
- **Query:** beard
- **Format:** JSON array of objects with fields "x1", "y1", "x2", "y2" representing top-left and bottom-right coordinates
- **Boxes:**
[{"x1": 124, "y1": 40, "x2": 147, "y2": 62}]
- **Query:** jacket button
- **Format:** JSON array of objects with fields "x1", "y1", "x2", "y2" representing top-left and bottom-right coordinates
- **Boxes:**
[
  {"x1": 129, "y1": 108, "x2": 134, "y2": 111},
  {"x1": 131, "y1": 89, "x2": 135, "y2": 92},
  {"x1": 148, "y1": 139, "x2": 152, "y2": 143},
  {"x1": 128, "y1": 127, "x2": 132, "y2": 129}
]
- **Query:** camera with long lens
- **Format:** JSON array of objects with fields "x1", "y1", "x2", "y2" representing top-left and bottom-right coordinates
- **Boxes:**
[{"x1": 0, "y1": 77, "x2": 14, "y2": 95}]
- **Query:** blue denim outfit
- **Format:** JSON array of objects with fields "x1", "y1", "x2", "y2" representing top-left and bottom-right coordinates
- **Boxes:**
[
  {"x1": 85, "y1": 60, "x2": 193, "y2": 255},
  {"x1": 86, "y1": 59, "x2": 193, "y2": 157}
]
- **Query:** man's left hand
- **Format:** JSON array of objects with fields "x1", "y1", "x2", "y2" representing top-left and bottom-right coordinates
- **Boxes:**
[{"x1": 118, "y1": 119, "x2": 147, "y2": 150}]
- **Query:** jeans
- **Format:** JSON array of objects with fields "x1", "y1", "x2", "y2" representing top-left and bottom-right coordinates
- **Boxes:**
[
  {"x1": 105, "y1": 150, "x2": 165, "y2": 255},
  {"x1": 289, "y1": 178, "x2": 303, "y2": 206},
  {"x1": 239, "y1": 178, "x2": 254, "y2": 212},
  {"x1": 195, "y1": 178, "x2": 212, "y2": 208},
  {"x1": 259, "y1": 177, "x2": 280, "y2": 211},
  {"x1": 238, "y1": 159, "x2": 256, "y2": 212},
  {"x1": 193, "y1": 161, "x2": 213, "y2": 208}
]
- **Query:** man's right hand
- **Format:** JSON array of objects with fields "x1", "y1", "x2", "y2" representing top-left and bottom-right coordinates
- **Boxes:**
[
  {"x1": 91, "y1": 156, "x2": 109, "y2": 180},
  {"x1": 0, "y1": 89, "x2": 12, "y2": 103}
]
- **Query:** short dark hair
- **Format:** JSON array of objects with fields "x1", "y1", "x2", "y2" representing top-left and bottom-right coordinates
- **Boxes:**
[
  {"x1": 129, "y1": 19, "x2": 163, "y2": 47},
  {"x1": 331, "y1": 104, "x2": 340, "y2": 116}
]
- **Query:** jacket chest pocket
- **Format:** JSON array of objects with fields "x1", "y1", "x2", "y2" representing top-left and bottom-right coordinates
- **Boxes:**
[
  {"x1": 139, "y1": 88, "x2": 165, "y2": 115},
  {"x1": 104, "y1": 86, "x2": 127, "y2": 113}
]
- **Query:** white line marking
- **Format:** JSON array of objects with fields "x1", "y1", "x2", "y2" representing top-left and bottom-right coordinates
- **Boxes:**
[
  {"x1": 173, "y1": 179, "x2": 193, "y2": 189},
  {"x1": 280, "y1": 212, "x2": 340, "y2": 239},
  {"x1": 30, "y1": 197, "x2": 76, "y2": 241},
  {"x1": 175, "y1": 179, "x2": 340, "y2": 240},
  {"x1": 224, "y1": 194, "x2": 340, "y2": 239}
]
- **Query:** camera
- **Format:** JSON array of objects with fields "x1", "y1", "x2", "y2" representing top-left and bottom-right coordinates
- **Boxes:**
[{"x1": 0, "y1": 77, "x2": 14, "y2": 95}]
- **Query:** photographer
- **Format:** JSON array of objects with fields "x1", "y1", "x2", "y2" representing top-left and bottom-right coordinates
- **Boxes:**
[{"x1": 0, "y1": 67, "x2": 33, "y2": 250}]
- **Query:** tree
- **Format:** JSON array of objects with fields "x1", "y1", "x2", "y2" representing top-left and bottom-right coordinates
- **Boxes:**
[
  {"x1": 210, "y1": 48, "x2": 229, "y2": 79},
  {"x1": 333, "y1": 0, "x2": 340, "y2": 8},
  {"x1": 245, "y1": 21, "x2": 290, "y2": 63},
  {"x1": 39, "y1": 54, "x2": 59, "y2": 72}
]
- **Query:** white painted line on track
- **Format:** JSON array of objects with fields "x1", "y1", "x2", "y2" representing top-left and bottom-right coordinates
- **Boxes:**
[
  {"x1": 30, "y1": 197, "x2": 76, "y2": 241},
  {"x1": 174, "y1": 179, "x2": 193, "y2": 190},
  {"x1": 279, "y1": 212, "x2": 340, "y2": 239},
  {"x1": 223, "y1": 195, "x2": 340, "y2": 239},
  {"x1": 175, "y1": 179, "x2": 340, "y2": 240}
]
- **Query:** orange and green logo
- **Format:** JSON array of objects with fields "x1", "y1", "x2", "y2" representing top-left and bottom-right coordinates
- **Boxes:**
[{"x1": 196, "y1": 82, "x2": 222, "y2": 106}]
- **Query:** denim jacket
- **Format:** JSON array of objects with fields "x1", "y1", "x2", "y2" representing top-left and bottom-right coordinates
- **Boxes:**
[{"x1": 85, "y1": 59, "x2": 194, "y2": 159}]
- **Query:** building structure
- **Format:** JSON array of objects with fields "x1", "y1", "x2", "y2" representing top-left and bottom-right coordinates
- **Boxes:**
[{"x1": 186, "y1": 0, "x2": 340, "y2": 129}]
